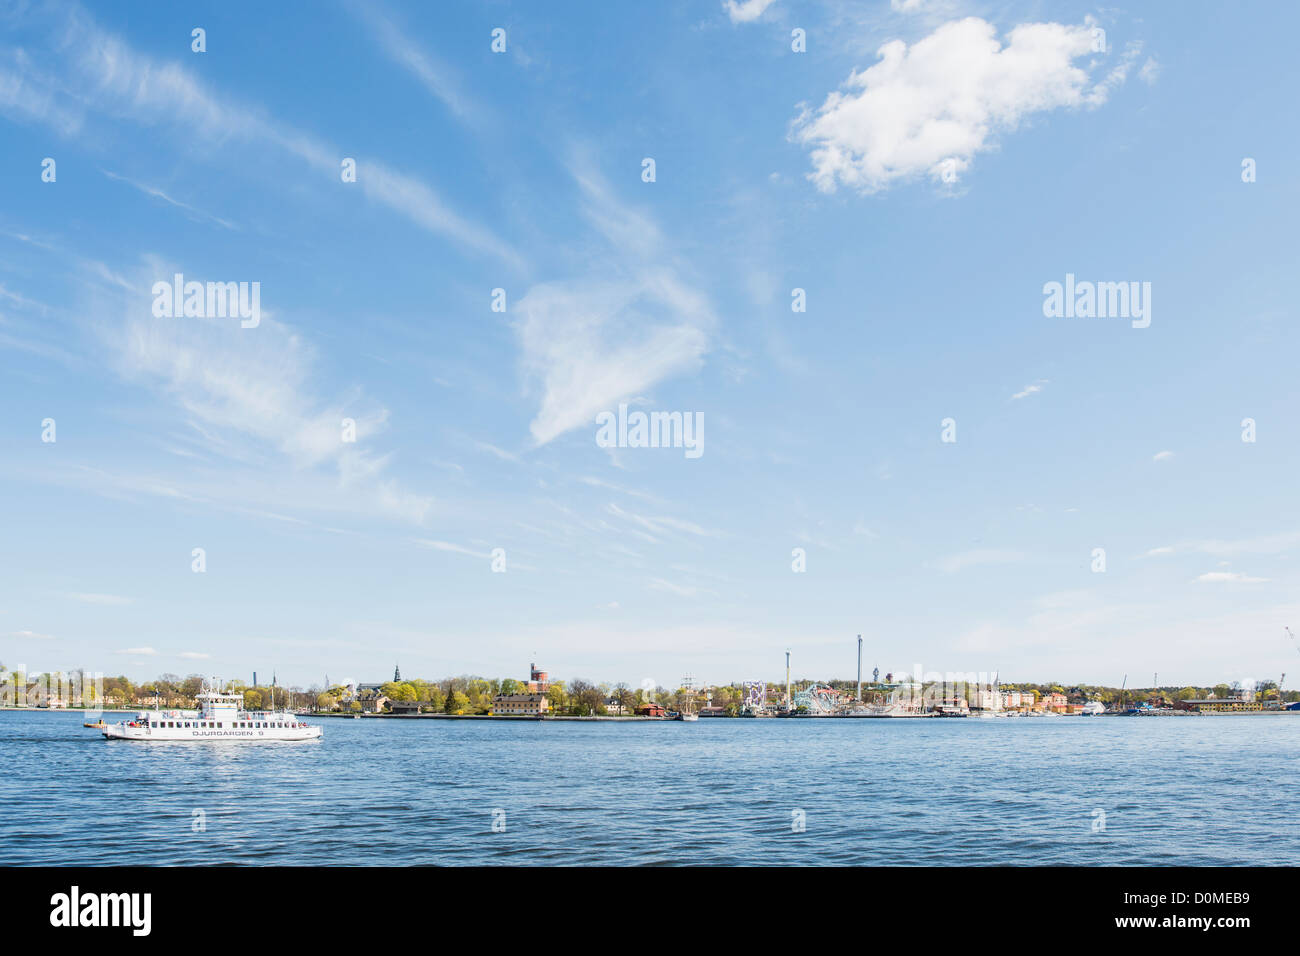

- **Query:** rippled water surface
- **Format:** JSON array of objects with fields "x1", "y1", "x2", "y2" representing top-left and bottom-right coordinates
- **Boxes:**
[{"x1": 3, "y1": 710, "x2": 1296, "y2": 865}]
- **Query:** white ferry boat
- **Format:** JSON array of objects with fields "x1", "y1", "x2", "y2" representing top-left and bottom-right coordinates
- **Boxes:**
[{"x1": 102, "y1": 687, "x2": 322, "y2": 742}]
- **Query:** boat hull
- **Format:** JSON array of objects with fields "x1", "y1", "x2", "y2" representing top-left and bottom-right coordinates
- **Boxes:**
[{"x1": 103, "y1": 724, "x2": 321, "y2": 741}]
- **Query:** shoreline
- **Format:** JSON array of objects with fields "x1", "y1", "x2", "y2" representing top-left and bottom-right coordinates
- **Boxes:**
[{"x1": 4, "y1": 707, "x2": 1297, "y2": 720}]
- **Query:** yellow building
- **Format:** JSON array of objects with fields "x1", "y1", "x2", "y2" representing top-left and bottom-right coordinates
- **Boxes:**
[
  {"x1": 1177, "y1": 698, "x2": 1269, "y2": 713},
  {"x1": 493, "y1": 693, "x2": 549, "y2": 716}
]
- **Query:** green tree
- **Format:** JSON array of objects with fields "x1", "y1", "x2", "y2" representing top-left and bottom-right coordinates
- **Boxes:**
[
  {"x1": 381, "y1": 681, "x2": 417, "y2": 702},
  {"x1": 613, "y1": 682, "x2": 635, "y2": 714}
]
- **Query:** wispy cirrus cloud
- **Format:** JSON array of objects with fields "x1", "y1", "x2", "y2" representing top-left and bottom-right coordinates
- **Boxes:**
[
  {"x1": 648, "y1": 577, "x2": 717, "y2": 598},
  {"x1": 100, "y1": 170, "x2": 238, "y2": 230},
  {"x1": 606, "y1": 502, "x2": 721, "y2": 541},
  {"x1": 0, "y1": 3, "x2": 516, "y2": 266},
  {"x1": 1012, "y1": 379, "x2": 1048, "y2": 400},
  {"x1": 5, "y1": 629, "x2": 55, "y2": 641},
  {"x1": 348, "y1": 1, "x2": 477, "y2": 121},
  {"x1": 413, "y1": 538, "x2": 486, "y2": 558},
  {"x1": 98, "y1": 255, "x2": 433, "y2": 526},
  {"x1": 1195, "y1": 571, "x2": 1271, "y2": 584},
  {"x1": 934, "y1": 548, "x2": 1023, "y2": 573},
  {"x1": 516, "y1": 161, "x2": 714, "y2": 446},
  {"x1": 60, "y1": 592, "x2": 133, "y2": 606}
]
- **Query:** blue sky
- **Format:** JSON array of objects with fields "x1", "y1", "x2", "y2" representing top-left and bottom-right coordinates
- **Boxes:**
[{"x1": 1, "y1": 0, "x2": 1296, "y2": 691}]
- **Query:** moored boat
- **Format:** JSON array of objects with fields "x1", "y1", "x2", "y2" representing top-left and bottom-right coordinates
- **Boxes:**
[{"x1": 672, "y1": 675, "x2": 700, "y2": 720}]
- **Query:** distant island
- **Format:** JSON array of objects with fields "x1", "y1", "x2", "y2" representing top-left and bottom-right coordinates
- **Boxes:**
[{"x1": 2, "y1": 660, "x2": 1294, "y2": 717}]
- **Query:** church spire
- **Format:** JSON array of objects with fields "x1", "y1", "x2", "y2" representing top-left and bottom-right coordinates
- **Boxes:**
[{"x1": 394, "y1": 663, "x2": 401, "y2": 682}]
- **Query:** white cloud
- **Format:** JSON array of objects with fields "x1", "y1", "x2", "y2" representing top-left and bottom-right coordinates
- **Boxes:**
[
  {"x1": 1195, "y1": 572, "x2": 1271, "y2": 584},
  {"x1": 179, "y1": 652, "x2": 211, "y2": 660},
  {"x1": 890, "y1": 0, "x2": 930, "y2": 11},
  {"x1": 1012, "y1": 379, "x2": 1048, "y2": 400},
  {"x1": 1153, "y1": 450, "x2": 1174, "y2": 461},
  {"x1": 724, "y1": 0, "x2": 778, "y2": 24},
  {"x1": 648, "y1": 577, "x2": 717, "y2": 598},
  {"x1": 1138, "y1": 57, "x2": 1160, "y2": 84},
  {"x1": 934, "y1": 548, "x2": 1023, "y2": 573},
  {"x1": 517, "y1": 275, "x2": 710, "y2": 445},
  {"x1": 62, "y1": 592, "x2": 133, "y2": 606},
  {"x1": 516, "y1": 163, "x2": 714, "y2": 446},
  {"x1": 1138, "y1": 531, "x2": 1300, "y2": 559},
  {"x1": 793, "y1": 17, "x2": 1130, "y2": 193},
  {"x1": 1190, "y1": 531, "x2": 1300, "y2": 556},
  {"x1": 5, "y1": 630, "x2": 55, "y2": 640}
]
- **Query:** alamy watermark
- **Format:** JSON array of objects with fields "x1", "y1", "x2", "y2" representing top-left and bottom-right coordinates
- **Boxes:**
[
  {"x1": 152, "y1": 273, "x2": 260, "y2": 328},
  {"x1": 1042, "y1": 273, "x2": 1150, "y2": 329},
  {"x1": 595, "y1": 403, "x2": 703, "y2": 459},
  {"x1": 1, "y1": 669, "x2": 104, "y2": 716}
]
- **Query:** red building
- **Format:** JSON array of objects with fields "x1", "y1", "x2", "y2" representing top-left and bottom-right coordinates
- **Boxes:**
[
  {"x1": 524, "y1": 663, "x2": 549, "y2": 694},
  {"x1": 635, "y1": 703, "x2": 667, "y2": 717}
]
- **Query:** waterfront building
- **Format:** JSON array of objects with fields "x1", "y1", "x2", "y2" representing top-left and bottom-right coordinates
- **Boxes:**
[
  {"x1": 494, "y1": 662, "x2": 553, "y2": 715},
  {"x1": 605, "y1": 697, "x2": 628, "y2": 716},
  {"x1": 970, "y1": 687, "x2": 1002, "y2": 711},
  {"x1": 921, "y1": 684, "x2": 970, "y2": 716},
  {"x1": 494, "y1": 693, "x2": 548, "y2": 716},
  {"x1": 1041, "y1": 692, "x2": 1068, "y2": 712},
  {"x1": 636, "y1": 703, "x2": 667, "y2": 717},
  {"x1": 1175, "y1": 698, "x2": 1270, "y2": 713}
]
